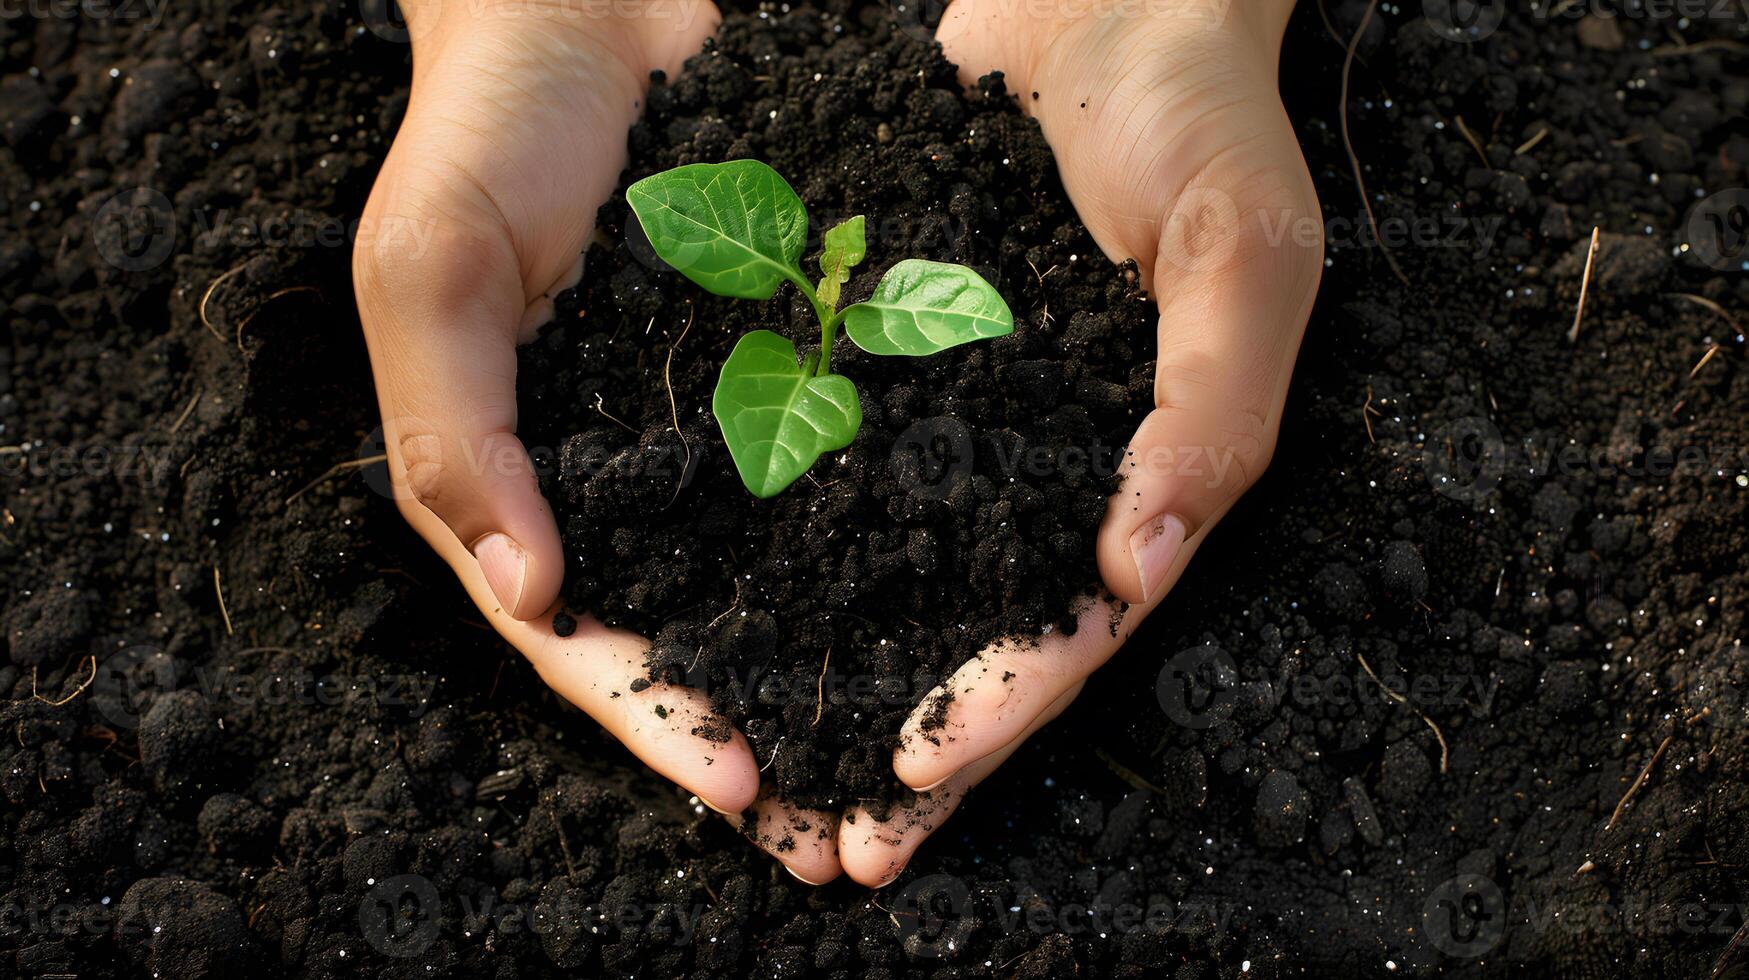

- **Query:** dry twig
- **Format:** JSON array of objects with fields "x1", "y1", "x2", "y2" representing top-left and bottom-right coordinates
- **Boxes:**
[
  {"x1": 1356, "y1": 651, "x2": 1449, "y2": 773},
  {"x1": 1340, "y1": 0, "x2": 1408, "y2": 287},
  {"x1": 1568, "y1": 227, "x2": 1601, "y2": 343},
  {"x1": 284, "y1": 454, "x2": 388, "y2": 506},
  {"x1": 214, "y1": 564, "x2": 234, "y2": 635},
  {"x1": 664, "y1": 304, "x2": 695, "y2": 509},
  {"x1": 31, "y1": 656, "x2": 97, "y2": 707},
  {"x1": 1606, "y1": 733, "x2": 1674, "y2": 831}
]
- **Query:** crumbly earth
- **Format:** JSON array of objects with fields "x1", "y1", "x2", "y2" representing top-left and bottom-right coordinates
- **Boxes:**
[
  {"x1": 2, "y1": 1, "x2": 1747, "y2": 978},
  {"x1": 517, "y1": 10, "x2": 1150, "y2": 814}
]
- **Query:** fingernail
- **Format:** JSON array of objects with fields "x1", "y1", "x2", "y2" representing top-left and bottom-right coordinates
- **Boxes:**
[
  {"x1": 697, "y1": 794, "x2": 736, "y2": 816},
  {"x1": 786, "y1": 866, "x2": 828, "y2": 887},
  {"x1": 1129, "y1": 514, "x2": 1187, "y2": 602},
  {"x1": 473, "y1": 532, "x2": 528, "y2": 617}
]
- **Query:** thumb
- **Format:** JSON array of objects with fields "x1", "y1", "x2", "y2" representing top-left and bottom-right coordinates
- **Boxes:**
[
  {"x1": 1096, "y1": 175, "x2": 1321, "y2": 605},
  {"x1": 355, "y1": 155, "x2": 563, "y2": 620}
]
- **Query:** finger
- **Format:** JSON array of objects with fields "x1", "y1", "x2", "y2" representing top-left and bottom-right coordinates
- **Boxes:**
[
  {"x1": 355, "y1": 137, "x2": 568, "y2": 621},
  {"x1": 725, "y1": 790, "x2": 843, "y2": 886},
  {"x1": 894, "y1": 598, "x2": 1150, "y2": 791},
  {"x1": 843, "y1": 682, "x2": 1084, "y2": 888},
  {"x1": 1095, "y1": 164, "x2": 1321, "y2": 605},
  {"x1": 404, "y1": 500, "x2": 760, "y2": 814}
]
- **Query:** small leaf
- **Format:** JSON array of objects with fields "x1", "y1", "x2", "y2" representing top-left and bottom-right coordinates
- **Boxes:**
[
  {"x1": 842, "y1": 259, "x2": 1014, "y2": 356},
  {"x1": 816, "y1": 215, "x2": 866, "y2": 310},
  {"x1": 713, "y1": 330, "x2": 862, "y2": 497},
  {"x1": 626, "y1": 161, "x2": 809, "y2": 300}
]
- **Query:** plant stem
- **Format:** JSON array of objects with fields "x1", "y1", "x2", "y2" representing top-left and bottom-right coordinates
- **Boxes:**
[
  {"x1": 785, "y1": 270, "x2": 839, "y2": 376},
  {"x1": 818, "y1": 310, "x2": 847, "y2": 376}
]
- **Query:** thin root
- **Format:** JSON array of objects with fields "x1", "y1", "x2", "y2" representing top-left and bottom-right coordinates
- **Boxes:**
[
  {"x1": 1356, "y1": 651, "x2": 1449, "y2": 774},
  {"x1": 1664, "y1": 292, "x2": 1743, "y2": 336},
  {"x1": 813, "y1": 647, "x2": 831, "y2": 728},
  {"x1": 1606, "y1": 733, "x2": 1674, "y2": 832},
  {"x1": 198, "y1": 262, "x2": 249, "y2": 344},
  {"x1": 664, "y1": 304, "x2": 695, "y2": 509},
  {"x1": 236, "y1": 286, "x2": 323, "y2": 352},
  {"x1": 32, "y1": 655, "x2": 97, "y2": 707},
  {"x1": 214, "y1": 564, "x2": 234, "y2": 635},
  {"x1": 1340, "y1": 0, "x2": 1409, "y2": 287},
  {"x1": 284, "y1": 454, "x2": 389, "y2": 507},
  {"x1": 1568, "y1": 227, "x2": 1601, "y2": 343}
]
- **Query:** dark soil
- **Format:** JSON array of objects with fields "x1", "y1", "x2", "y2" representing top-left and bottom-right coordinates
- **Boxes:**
[
  {"x1": 4, "y1": 1, "x2": 1749, "y2": 978},
  {"x1": 516, "y1": 11, "x2": 1152, "y2": 813}
]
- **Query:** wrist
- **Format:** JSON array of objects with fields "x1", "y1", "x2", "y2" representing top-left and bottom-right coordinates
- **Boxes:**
[{"x1": 404, "y1": 0, "x2": 708, "y2": 72}]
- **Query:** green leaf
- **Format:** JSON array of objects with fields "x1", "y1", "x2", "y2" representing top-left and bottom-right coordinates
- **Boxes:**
[
  {"x1": 626, "y1": 161, "x2": 809, "y2": 300},
  {"x1": 713, "y1": 330, "x2": 862, "y2": 497},
  {"x1": 816, "y1": 215, "x2": 866, "y2": 310},
  {"x1": 841, "y1": 259, "x2": 1014, "y2": 356}
]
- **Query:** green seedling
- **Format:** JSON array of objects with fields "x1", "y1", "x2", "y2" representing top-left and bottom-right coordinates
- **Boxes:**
[{"x1": 626, "y1": 159, "x2": 1014, "y2": 498}]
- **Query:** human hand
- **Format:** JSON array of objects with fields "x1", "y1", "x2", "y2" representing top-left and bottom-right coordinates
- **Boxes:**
[
  {"x1": 352, "y1": 0, "x2": 851, "y2": 884},
  {"x1": 833, "y1": 0, "x2": 1323, "y2": 886}
]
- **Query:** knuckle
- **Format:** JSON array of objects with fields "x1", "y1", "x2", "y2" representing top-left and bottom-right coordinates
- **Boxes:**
[{"x1": 397, "y1": 431, "x2": 453, "y2": 512}]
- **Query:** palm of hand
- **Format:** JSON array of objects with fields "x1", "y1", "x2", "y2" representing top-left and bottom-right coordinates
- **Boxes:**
[{"x1": 356, "y1": 0, "x2": 1318, "y2": 888}]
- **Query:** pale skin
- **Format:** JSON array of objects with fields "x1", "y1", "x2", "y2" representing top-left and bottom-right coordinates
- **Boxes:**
[{"x1": 354, "y1": 0, "x2": 1321, "y2": 886}]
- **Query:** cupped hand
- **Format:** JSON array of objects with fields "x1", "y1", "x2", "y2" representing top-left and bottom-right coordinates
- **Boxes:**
[
  {"x1": 353, "y1": 0, "x2": 851, "y2": 884},
  {"x1": 835, "y1": 0, "x2": 1323, "y2": 886}
]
